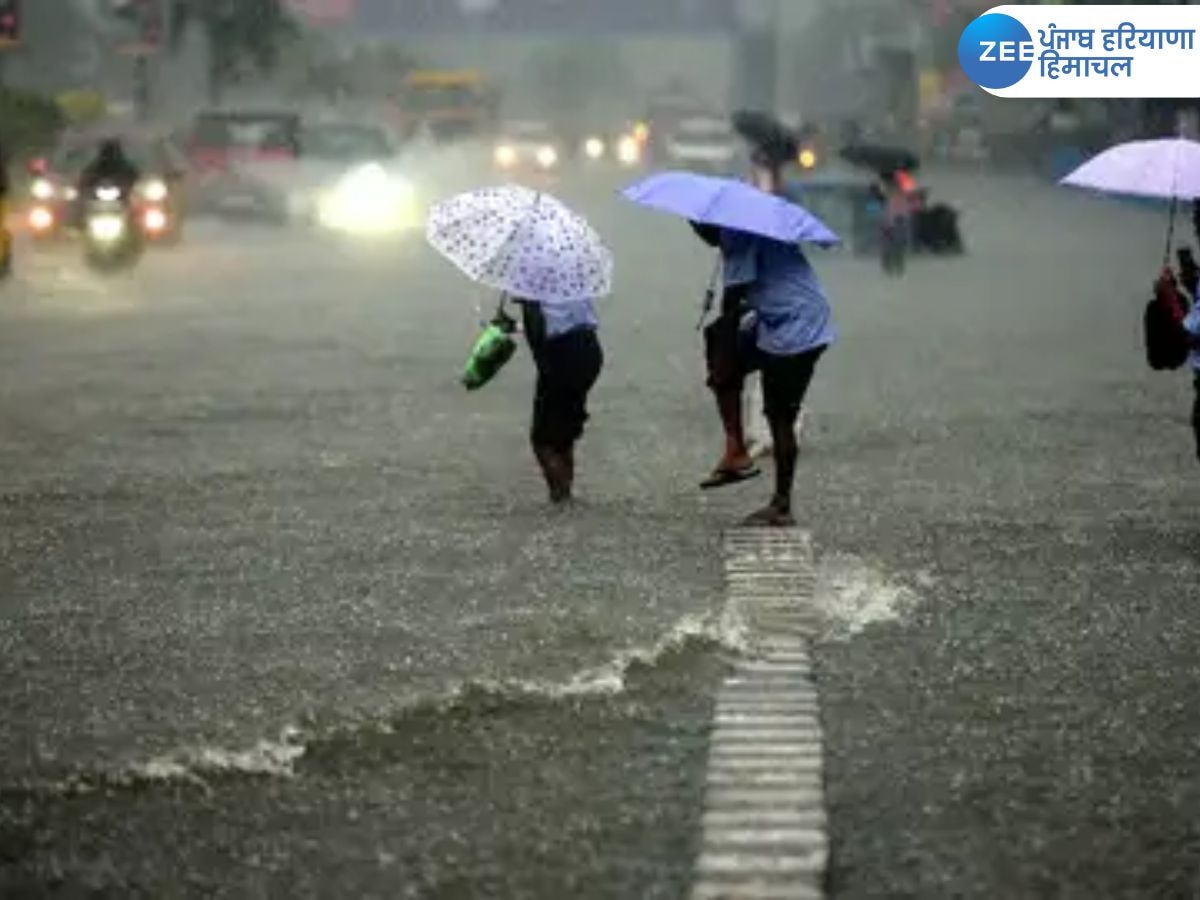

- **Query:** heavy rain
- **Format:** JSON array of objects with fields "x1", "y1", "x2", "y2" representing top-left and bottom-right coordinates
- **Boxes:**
[{"x1": 1, "y1": 1, "x2": 1198, "y2": 898}]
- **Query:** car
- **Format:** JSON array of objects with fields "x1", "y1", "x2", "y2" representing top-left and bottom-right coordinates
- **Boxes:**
[
  {"x1": 664, "y1": 117, "x2": 739, "y2": 175},
  {"x1": 26, "y1": 128, "x2": 190, "y2": 245},
  {"x1": 186, "y1": 109, "x2": 301, "y2": 220},
  {"x1": 493, "y1": 121, "x2": 566, "y2": 175},
  {"x1": 289, "y1": 120, "x2": 420, "y2": 235},
  {"x1": 578, "y1": 122, "x2": 647, "y2": 170}
]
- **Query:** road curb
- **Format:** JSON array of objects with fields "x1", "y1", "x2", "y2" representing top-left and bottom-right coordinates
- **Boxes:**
[{"x1": 690, "y1": 529, "x2": 827, "y2": 900}]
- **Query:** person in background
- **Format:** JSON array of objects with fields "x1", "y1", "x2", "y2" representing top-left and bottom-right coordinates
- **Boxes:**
[
  {"x1": 878, "y1": 172, "x2": 911, "y2": 276},
  {"x1": 513, "y1": 295, "x2": 604, "y2": 504}
]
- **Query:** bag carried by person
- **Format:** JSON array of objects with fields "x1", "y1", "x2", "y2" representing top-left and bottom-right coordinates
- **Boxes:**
[
  {"x1": 463, "y1": 302, "x2": 518, "y2": 391},
  {"x1": 1144, "y1": 268, "x2": 1191, "y2": 372}
]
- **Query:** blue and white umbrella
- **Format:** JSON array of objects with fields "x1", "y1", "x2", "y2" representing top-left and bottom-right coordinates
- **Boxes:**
[{"x1": 427, "y1": 186, "x2": 613, "y2": 304}]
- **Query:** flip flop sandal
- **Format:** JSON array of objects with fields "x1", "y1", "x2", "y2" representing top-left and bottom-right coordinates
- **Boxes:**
[{"x1": 700, "y1": 464, "x2": 762, "y2": 490}]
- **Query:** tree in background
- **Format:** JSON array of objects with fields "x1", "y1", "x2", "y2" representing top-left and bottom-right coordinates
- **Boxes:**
[{"x1": 170, "y1": 0, "x2": 300, "y2": 103}]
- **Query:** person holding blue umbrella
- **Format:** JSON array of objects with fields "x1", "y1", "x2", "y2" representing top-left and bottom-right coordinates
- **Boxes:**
[{"x1": 624, "y1": 167, "x2": 840, "y2": 526}]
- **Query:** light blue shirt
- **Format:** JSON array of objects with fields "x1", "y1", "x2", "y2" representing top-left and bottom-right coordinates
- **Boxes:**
[
  {"x1": 1184, "y1": 304, "x2": 1200, "y2": 371},
  {"x1": 539, "y1": 299, "x2": 599, "y2": 339},
  {"x1": 721, "y1": 231, "x2": 836, "y2": 356}
]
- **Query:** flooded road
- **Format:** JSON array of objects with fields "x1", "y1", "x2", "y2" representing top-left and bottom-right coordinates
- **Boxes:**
[{"x1": 1, "y1": 169, "x2": 1197, "y2": 897}]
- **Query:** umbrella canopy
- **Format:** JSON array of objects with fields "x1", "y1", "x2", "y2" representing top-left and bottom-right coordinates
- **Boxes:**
[
  {"x1": 427, "y1": 186, "x2": 613, "y2": 305},
  {"x1": 840, "y1": 143, "x2": 920, "y2": 177},
  {"x1": 731, "y1": 110, "x2": 797, "y2": 168},
  {"x1": 1059, "y1": 138, "x2": 1200, "y2": 200},
  {"x1": 621, "y1": 170, "x2": 841, "y2": 247}
]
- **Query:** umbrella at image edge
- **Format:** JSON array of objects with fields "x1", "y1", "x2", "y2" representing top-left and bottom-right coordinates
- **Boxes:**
[{"x1": 1060, "y1": 137, "x2": 1200, "y2": 259}]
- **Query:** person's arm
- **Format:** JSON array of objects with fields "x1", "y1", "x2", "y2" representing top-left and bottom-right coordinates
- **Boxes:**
[{"x1": 520, "y1": 301, "x2": 548, "y2": 351}]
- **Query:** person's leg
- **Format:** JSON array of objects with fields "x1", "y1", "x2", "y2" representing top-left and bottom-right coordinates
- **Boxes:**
[
  {"x1": 540, "y1": 330, "x2": 602, "y2": 504},
  {"x1": 703, "y1": 315, "x2": 758, "y2": 485},
  {"x1": 745, "y1": 374, "x2": 772, "y2": 460},
  {"x1": 531, "y1": 372, "x2": 571, "y2": 503},
  {"x1": 743, "y1": 348, "x2": 824, "y2": 526}
]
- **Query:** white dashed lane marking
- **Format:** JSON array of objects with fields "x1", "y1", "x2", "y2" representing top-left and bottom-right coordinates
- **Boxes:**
[{"x1": 691, "y1": 529, "x2": 828, "y2": 900}]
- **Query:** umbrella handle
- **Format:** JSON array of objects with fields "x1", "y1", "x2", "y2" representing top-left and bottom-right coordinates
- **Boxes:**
[{"x1": 1165, "y1": 196, "x2": 1179, "y2": 268}]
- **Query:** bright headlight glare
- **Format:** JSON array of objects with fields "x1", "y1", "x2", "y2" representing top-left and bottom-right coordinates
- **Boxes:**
[
  {"x1": 495, "y1": 145, "x2": 517, "y2": 167},
  {"x1": 89, "y1": 215, "x2": 125, "y2": 242},
  {"x1": 320, "y1": 167, "x2": 415, "y2": 235},
  {"x1": 537, "y1": 146, "x2": 558, "y2": 168},
  {"x1": 29, "y1": 207, "x2": 54, "y2": 230},
  {"x1": 584, "y1": 137, "x2": 605, "y2": 159},
  {"x1": 618, "y1": 136, "x2": 640, "y2": 165},
  {"x1": 142, "y1": 179, "x2": 169, "y2": 202},
  {"x1": 31, "y1": 178, "x2": 55, "y2": 200}
]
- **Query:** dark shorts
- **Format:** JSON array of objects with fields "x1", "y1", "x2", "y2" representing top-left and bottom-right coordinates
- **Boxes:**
[
  {"x1": 531, "y1": 328, "x2": 603, "y2": 451},
  {"x1": 704, "y1": 313, "x2": 825, "y2": 421}
]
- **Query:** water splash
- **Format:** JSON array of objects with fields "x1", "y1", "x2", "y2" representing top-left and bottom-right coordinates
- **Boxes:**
[
  {"x1": 8, "y1": 610, "x2": 748, "y2": 796},
  {"x1": 812, "y1": 554, "x2": 924, "y2": 641}
]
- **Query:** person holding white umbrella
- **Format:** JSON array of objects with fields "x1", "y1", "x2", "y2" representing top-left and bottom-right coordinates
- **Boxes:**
[
  {"x1": 428, "y1": 185, "x2": 612, "y2": 503},
  {"x1": 1062, "y1": 136, "x2": 1200, "y2": 462}
]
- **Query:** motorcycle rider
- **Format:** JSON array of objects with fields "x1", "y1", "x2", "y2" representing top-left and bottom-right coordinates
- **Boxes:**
[{"x1": 78, "y1": 138, "x2": 141, "y2": 198}]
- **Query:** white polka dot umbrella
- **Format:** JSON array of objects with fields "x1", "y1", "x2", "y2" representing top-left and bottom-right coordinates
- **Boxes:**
[{"x1": 426, "y1": 186, "x2": 614, "y2": 305}]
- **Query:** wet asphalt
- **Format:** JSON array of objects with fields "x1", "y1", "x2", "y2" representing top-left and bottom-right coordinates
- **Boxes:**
[{"x1": 1, "y1": 167, "x2": 1198, "y2": 898}]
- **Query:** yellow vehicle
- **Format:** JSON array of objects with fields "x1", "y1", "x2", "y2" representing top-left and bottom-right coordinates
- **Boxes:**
[{"x1": 398, "y1": 70, "x2": 497, "y2": 142}]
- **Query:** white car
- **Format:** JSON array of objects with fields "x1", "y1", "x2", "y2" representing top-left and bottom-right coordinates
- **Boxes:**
[
  {"x1": 665, "y1": 117, "x2": 739, "y2": 174},
  {"x1": 493, "y1": 121, "x2": 565, "y2": 173},
  {"x1": 240, "y1": 121, "x2": 420, "y2": 235}
]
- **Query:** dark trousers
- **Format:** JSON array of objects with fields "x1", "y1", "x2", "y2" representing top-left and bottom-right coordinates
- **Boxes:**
[
  {"x1": 530, "y1": 328, "x2": 603, "y2": 452},
  {"x1": 704, "y1": 312, "x2": 824, "y2": 425}
]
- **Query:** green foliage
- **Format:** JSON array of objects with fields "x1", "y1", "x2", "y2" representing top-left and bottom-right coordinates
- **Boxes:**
[
  {"x1": 171, "y1": 0, "x2": 300, "y2": 98},
  {"x1": 0, "y1": 88, "x2": 65, "y2": 159}
]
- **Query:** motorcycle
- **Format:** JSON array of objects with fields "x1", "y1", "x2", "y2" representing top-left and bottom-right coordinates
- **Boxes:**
[{"x1": 82, "y1": 182, "x2": 142, "y2": 272}]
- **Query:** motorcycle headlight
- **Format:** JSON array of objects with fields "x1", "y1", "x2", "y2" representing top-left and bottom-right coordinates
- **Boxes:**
[
  {"x1": 141, "y1": 179, "x2": 169, "y2": 202},
  {"x1": 536, "y1": 146, "x2": 558, "y2": 169},
  {"x1": 798, "y1": 148, "x2": 818, "y2": 170},
  {"x1": 89, "y1": 215, "x2": 125, "y2": 242},
  {"x1": 495, "y1": 145, "x2": 517, "y2": 167},
  {"x1": 584, "y1": 137, "x2": 605, "y2": 160},
  {"x1": 31, "y1": 178, "x2": 55, "y2": 200}
]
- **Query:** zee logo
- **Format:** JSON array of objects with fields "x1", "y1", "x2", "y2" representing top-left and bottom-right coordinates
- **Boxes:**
[
  {"x1": 959, "y1": 13, "x2": 1036, "y2": 89},
  {"x1": 978, "y1": 40, "x2": 1035, "y2": 63}
]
